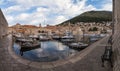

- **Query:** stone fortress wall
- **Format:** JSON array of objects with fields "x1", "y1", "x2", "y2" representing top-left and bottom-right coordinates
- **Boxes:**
[
  {"x1": 0, "y1": 9, "x2": 8, "y2": 39},
  {"x1": 113, "y1": 0, "x2": 120, "y2": 71}
]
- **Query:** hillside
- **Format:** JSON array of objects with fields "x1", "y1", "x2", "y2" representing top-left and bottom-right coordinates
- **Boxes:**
[{"x1": 60, "y1": 11, "x2": 112, "y2": 25}]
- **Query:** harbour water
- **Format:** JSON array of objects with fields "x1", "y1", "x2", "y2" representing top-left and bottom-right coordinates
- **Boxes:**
[
  {"x1": 13, "y1": 40, "x2": 78, "y2": 62},
  {"x1": 13, "y1": 34, "x2": 106, "y2": 62}
]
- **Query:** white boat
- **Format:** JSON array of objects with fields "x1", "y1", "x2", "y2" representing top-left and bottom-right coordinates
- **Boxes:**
[
  {"x1": 29, "y1": 35, "x2": 38, "y2": 38},
  {"x1": 69, "y1": 42, "x2": 88, "y2": 49},
  {"x1": 61, "y1": 35, "x2": 74, "y2": 39},
  {"x1": 38, "y1": 33, "x2": 51, "y2": 41}
]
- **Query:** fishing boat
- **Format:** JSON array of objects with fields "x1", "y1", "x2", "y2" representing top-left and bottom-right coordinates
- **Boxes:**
[
  {"x1": 20, "y1": 40, "x2": 40, "y2": 56},
  {"x1": 21, "y1": 41, "x2": 40, "y2": 49}
]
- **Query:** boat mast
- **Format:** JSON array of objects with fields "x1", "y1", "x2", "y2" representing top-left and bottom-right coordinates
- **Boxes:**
[
  {"x1": 58, "y1": 25, "x2": 60, "y2": 50},
  {"x1": 69, "y1": 22, "x2": 70, "y2": 36}
]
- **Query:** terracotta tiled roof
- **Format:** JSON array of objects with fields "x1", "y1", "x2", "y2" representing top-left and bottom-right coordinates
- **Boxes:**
[{"x1": 22, "y1": 25, "x2": 38, "y2": 28}]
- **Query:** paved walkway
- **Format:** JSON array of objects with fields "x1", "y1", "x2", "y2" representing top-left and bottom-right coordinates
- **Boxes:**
[{"x1": 0, "y1": 35, "x2": 112, "y2": 71}]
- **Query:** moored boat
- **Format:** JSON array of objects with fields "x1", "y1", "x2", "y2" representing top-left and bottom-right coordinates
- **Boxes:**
[
  {"x1": 21, "y1": 41, "x2": 40, "y2": 49},
  {"x1": 68, "y1": 42, "x2": 88, "y2": 50},
  {"x1": 20, "y1": 41, "x2": 40, "y2": 56}
]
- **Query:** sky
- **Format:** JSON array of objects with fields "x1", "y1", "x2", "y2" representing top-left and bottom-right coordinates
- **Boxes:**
[{"x1": 0, "y1": 0, "x2": 112, "y2": 26}]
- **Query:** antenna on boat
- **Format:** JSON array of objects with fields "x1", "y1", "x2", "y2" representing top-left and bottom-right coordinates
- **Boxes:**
[
  {"x1": 68, "y1": 21, "x2": 71, "y2": 56},
  {"x1": 43, "y1": 19, "x2": 45, "y2": 48}
]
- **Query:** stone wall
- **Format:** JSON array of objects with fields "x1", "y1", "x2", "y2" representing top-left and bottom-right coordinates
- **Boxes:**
[
  {"x1": 0, "y1": 9, "x2": 8, "y2": 39},
  {"x1": 113, "y1": 0, "x2": 120, "y2": 71}
]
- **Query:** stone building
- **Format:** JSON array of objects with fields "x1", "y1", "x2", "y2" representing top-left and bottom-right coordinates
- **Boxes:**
[
  {"x1": 0, "y1": 9, "x2": 8, "y2": 39},
  {"x1": 71, "y1": 22, "x2": 112, "y2": 35},
  {"x1": 8, "y1": 27, "x2": 13, "y2": 34},
  {"x1": 9, "y1": 24, "x2": 53, "y2": 36},
  {"x1": 10, "y1": 24, "x2": 40, "y2": 36}
]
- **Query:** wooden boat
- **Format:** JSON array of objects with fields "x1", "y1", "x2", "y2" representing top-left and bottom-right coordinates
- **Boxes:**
[
  {"x1": 20, "y1": 41, "x2": 40, "y2": 56},
  {"x1": 20, "y1": 42, "x2": 40, "y2": 56},
  {"x1": 21, "y1": 41, "x2": 40, "y2": 49}
]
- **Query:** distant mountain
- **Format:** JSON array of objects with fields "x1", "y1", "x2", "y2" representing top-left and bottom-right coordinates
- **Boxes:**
[{"x1": 59, "y1": 11, "x2": 112, "y2": 25}]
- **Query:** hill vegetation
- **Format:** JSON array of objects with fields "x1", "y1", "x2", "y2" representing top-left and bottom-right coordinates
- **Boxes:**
[{"x1": 59, "y1": 11, "x2": 112, "y2": 25}]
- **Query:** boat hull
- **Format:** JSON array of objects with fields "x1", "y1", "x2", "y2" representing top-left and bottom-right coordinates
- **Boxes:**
[{"x1": 21, "y1": 44, "x2": 40, "y2": 50}]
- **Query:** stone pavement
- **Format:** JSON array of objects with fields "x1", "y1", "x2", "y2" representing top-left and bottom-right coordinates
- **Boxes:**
[{"x1": 0, "y1": 35, "x2": 112, "y2": 71}]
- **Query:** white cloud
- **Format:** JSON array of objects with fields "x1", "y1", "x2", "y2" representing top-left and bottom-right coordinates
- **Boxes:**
[
  {"x1": 16, "y1": 13, "x2": 29, "y2": 21},
  {"x1": 54, "y1": 15, "x2": 67, "y2": 25},
  {"x1": 9, "y1": 0, "x2": 54, "y2": 8},
  {"x1": 6, "y1": 5, "x2": 22, "y2": 11},
  {"x1": 3, "y1": 5, "x2": 30, "y2": 15},
  {"x1": 12, "y1": 12, "x2": 45, "y2": 25},
  {"x1": 5, "y1": 15, "x2": 14, "y2": 26},
  {"x1": 100, "y1": 0, "x2": 112, "y2": 11},
  {"x1": 101, "y1": 3, "x2": 112, "y2": 11},
  {"x1": 1, "y1": 0, "x2": 112, "y2": 26}
]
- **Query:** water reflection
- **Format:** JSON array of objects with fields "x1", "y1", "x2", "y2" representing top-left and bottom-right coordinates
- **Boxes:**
[{"x1": 13, "y1": 41, "x2": 78, "y2": 62}]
